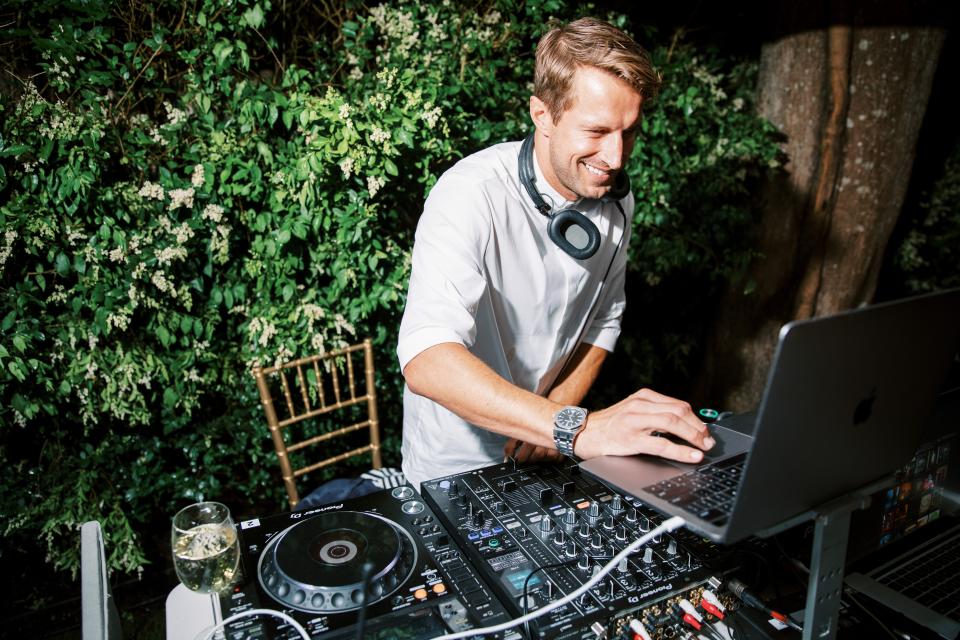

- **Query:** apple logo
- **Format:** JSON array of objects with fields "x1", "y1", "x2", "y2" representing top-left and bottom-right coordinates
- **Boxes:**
[{"x1": 853, "y1": 388, "x2": 877, "y2": 425}]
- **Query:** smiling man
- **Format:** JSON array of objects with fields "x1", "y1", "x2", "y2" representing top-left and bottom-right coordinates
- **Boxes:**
[{"x1": 397, "y1": 17, "x2": 715, "y2": 489}]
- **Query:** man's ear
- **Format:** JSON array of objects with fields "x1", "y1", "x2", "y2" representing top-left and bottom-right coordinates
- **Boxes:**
[{"x1": 529, "y1": 95, "x2": 555, "y2": 136}]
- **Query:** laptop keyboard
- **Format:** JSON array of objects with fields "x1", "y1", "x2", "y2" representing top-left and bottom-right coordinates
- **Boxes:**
[
  {"x1": 874, "y1": 527, "x2": 960, "y2": 619},
  {"x1": 642, "y1": 453, "x2": 747, "y2": 525}
]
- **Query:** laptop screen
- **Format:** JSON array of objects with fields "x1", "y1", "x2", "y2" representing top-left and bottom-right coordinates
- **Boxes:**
[{"x1": 847, "y1": 382, "x2": 960, "y2": 561}]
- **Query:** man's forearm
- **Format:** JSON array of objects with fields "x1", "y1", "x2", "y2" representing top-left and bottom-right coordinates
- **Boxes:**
[
  {"x1": 403, "y1": 342, "x2": 560, "y2": 449},
  {"x1": 546, "y1": 342, "x2": 608, "y2": 406}
]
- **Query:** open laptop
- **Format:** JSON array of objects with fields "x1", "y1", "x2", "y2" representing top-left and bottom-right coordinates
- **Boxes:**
[
  {"x1": 581, "y1": 288, "x2": 960, "y2": 544},
  {"x1": 843, "y1": 385, "x2": 960, "y2": 639}
]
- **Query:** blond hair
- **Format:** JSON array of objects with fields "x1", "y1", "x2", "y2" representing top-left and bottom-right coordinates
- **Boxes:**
[{"x1": 534, "y1": 17, "x2": 661, "y2": 122}]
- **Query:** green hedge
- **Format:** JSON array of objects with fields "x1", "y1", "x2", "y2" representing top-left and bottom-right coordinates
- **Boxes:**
[{"x1": 0, "y1": 0, "x2": 779, "y2": 579}]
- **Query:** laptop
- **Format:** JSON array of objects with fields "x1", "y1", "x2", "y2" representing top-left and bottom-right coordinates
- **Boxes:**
[
  {"x1": 581, "y1": 288, "x2": 960, "y2": 544},
  {"x1": 844, "y1": 386, "x2": 960, "y2": 639}
]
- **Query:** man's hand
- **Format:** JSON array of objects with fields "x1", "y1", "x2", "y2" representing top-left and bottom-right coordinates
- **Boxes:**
[
  {"x1": 575, "y1": 388, "x2": 715, "y2": 462},
  {"x1": 503, "y1": 438, "x2": 565, "y2": 463}
]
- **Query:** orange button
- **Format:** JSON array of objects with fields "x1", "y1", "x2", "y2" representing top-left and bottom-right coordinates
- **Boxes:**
[
  {"x1": 576, "y1": 501, "x2": 590, "y2": 510},
  {"x1": 433, "y1": 583, "x2": 446, "y2": 594},
  {"x1": 414, "y1": 588, "x2": 428, "y2": 600}
]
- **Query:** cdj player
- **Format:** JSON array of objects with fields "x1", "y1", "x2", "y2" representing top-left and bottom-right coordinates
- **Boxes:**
[{"x1": 219, "y1": 483, "x2": 517, "y2": 639}]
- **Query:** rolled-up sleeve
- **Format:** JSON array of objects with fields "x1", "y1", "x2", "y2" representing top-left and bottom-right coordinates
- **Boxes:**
[{"x1": 397, "y1": 177, "x2": 491, "y2": 371}]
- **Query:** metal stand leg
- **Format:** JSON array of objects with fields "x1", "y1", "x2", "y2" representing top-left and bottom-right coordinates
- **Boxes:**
[{"x1": 799, "y1": 489, "x2": 874, "y2": 639}]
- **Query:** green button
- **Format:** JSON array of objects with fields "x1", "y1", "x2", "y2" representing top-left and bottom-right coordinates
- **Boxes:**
[
  {"x1": 698, "y1": 408, "x2": 719, "y2": 420},
  {"x1": 488, "y1": 538, "x2": 500, "y2": 548}
]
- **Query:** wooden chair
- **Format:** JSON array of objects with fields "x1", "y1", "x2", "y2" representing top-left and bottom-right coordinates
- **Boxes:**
[{"x1": 252, "y1": 338, "x2": 383, "y2": 509}]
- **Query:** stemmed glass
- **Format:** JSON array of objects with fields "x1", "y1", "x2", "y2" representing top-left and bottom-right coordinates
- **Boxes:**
[{"x1": 171, "y1": 501, "x2": 240, "y2": 594}]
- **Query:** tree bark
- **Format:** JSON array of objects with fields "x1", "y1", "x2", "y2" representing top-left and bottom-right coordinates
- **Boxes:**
[{"x1": 695, "y1": 1, "x2": 945, "y2": 411}]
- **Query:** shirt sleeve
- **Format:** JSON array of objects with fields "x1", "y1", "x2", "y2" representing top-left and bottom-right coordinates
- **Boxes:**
[
  {"x1": 581, "y1": 193, "x2": 634, "y2": 352},
  {"x1": 397, "y1": 175, "x2": 492, "y2": 371}
]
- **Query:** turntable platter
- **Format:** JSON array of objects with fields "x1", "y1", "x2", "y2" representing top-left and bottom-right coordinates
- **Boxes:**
[{"x1": 258, "y1": 510, "x2": 418, "y2": 613}]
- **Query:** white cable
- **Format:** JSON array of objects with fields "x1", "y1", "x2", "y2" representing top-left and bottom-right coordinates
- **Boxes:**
[
  {"x1": 429, "y1": 515, "x2": 687, "y2": 640},
  {"x1": 199, "y1": 607, "x2": 311, "y2": 640}
]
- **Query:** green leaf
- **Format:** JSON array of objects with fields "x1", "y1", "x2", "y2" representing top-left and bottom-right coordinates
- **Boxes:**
[
  {"x1": 242, "y1": 5, "x2": 265, "y2": 28},
  {"x1": 384, "y1": 158, "x2": 398, "y2": 177},
  {"x1": 163, "y1": 387, "x2": 178, "y2": 408},
  {"x1": 55, "y1": 253, "x2": 70, "y2": 276},
  {"x1": 12, "y1": 335, "x2": 26, "y2": 352}
]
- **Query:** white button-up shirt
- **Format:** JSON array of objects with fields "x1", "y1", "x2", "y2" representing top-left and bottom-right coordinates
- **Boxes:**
[{"x1": 397, "y1": 140, "x2": 633, "y2": 488}]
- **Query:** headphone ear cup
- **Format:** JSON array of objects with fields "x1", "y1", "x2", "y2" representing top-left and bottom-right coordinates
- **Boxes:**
[{"x1": 548, "y1": 209, "x2": 600, "y2": 260}]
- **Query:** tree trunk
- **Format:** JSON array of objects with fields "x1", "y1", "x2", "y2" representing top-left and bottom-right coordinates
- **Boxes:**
[{"x1": 695, "y1": 1, "x2": 945, "y2": 411}]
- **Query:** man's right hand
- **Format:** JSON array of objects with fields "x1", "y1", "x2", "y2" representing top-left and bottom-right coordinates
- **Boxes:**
[{"x1": 574, "y1": 388, "x2": 715, "y2": 462}]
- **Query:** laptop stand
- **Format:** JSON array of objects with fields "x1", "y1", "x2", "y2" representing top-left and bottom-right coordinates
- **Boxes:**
[{"x1": 754, "y1": 475, "x2": 893, "y2": 640}]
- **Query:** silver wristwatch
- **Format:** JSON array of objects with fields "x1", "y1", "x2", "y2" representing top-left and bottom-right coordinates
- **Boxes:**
[{"x1": 553, "y1": 406, "x2": 588, "y2": 457}]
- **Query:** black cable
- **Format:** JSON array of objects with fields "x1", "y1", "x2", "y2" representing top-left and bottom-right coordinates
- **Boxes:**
[
  {"x1": 519, "y1": 553, "x2": 616, "y2": 638},
  {"x1": 521, "y1": 560, "x2": 573, "y2": 638},
  {"x1": 354, "y1": 560, "x2": 376, "y2": 640}
]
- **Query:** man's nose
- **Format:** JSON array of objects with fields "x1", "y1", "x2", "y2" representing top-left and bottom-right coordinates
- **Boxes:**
[{"x1": 600, "y1": 134, "x2": 624, "y2": 170}]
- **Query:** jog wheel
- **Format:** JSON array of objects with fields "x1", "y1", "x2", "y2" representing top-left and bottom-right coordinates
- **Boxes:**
[{"x1": 258, "y1": 510, "x2": 417, "y2": 613}]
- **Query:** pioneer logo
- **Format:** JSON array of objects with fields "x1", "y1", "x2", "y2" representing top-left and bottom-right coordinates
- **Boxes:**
[
  {"x1": 302, "y1": 503, "x2": 345, "y2": 517},
  {"x1": 639, "y1": 582, "x2": 674, "y2": 599}
]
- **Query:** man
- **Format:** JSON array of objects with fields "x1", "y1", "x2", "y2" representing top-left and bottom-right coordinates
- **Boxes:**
[{"x1": 397, "y1": 17, "x2": 714, "y2": 490}]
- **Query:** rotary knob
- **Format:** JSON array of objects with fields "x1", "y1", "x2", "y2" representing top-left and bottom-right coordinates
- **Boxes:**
[
  {"x1": 577, "y1": 552, "x2": 591, "y2": 571},
  {"x1": 563, "y1": 510, "x2": 577, "y2": 527},
  {"x1": 625, "y1": 507, "x2": 638, "y2": 524},
  {"x1": 642, "y1": 547, "x2": 654, "y2": 564},
  {"x1": 553, "y1": 528, "x2": 566, "y2": 546},
  {"x1": 588, "y1": 501, "x2": 601, "y2": 518},
  {"x1": 639, "y1": 515, "x2": 651, "y2": 533},
  {"x1": 578, "y1": 521, "x2": 591, "y2": 538},
  {"x1": 602, "y1": 514, "x2": 616, "y2": 531},
  {"x1": 565, "y1": 540, "x2": 578, "y2": 558},
  {"x1": 616, "y1": 525, "x2": 628, "y2": 541},
  {"x1": 473, "y1": 510, "x2": 485, "y2": 528},
  {"x1": 447, "y1": 482, "x2": 459, "y2": 498},
  {"x1": 610, "y1": 495, "x2": 624, "y2": 513},
  {"x1": 667, "y1": 539, "x2": 678, "y2": 556},
  {"x1": 492, "y1": 501, "x2": 506, "y2": 515},
  {"x1": 617, "y1": 558, "x2": 630, "y2": 573},
  {"x1": 539, "y1": 516, "x2": 554, "y2": 535},
  {"x1": 590, "y1": 532, "x2": 603, "y2": 550}
]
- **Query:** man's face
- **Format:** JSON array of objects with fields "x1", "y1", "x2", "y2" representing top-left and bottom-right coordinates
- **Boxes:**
[{"x1": 533, "y1": 66, "x2": 643, "y2": 201}]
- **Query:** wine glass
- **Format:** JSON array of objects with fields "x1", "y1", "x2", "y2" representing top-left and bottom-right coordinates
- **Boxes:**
[{"x1": 171, "y1": 501, "x2": 240, "y2": 594}]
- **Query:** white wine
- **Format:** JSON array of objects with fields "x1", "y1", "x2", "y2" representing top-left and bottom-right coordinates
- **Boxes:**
[{"x1": 173, "y1": 523, "x2": 239, "y2": 593}]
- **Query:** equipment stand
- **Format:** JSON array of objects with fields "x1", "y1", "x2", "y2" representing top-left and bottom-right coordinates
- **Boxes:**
[{"x1": 756, "y1": 477, "x2": 889, "y2": 640}]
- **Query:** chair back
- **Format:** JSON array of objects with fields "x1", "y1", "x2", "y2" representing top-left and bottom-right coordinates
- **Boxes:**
[
  {"x1": 252, "y1": 338, "x2": 383, "y2": 509},
  {"x1": 81, "y1": 521, "x2": 123, "y2": 640}
]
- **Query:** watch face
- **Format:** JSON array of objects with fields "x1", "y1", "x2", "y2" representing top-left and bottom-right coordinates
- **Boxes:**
[{"x1": 555, "y1": 407, "x2": 586, "y2": 431}]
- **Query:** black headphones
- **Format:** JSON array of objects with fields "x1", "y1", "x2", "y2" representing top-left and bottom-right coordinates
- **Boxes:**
[{"x1": 518, "y1": 133, "x2": 630, "y2": 260}]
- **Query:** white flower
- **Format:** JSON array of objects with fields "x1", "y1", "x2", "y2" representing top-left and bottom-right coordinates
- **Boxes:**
[
  {"x1": 138, "y1": 181, "x2": 165, "y2": 200},
  {"x1": 168, "y1": 187, "x2": 195, "y2": 210},
  {"x1": 370, "y1": 125, "x2": 390, "y2": 145},
  {"x1": 422, "y1": 104, "x2": 442, "y2": 129},
  {"x1": 339, "y1": 103, "x2": 352, "y2": 120},
  {"x1": 202, "y1": 204, "x2": 224, "y2": 222},
  {"x1": 366, "y1": 175, "x2": 386, "y2": 198},
  {"x1": 339, "y1": 157, "x2": 355, "y2": 179},
  {"x1": 191, "y1": 164, "x2": 205, "y2": 188}
]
